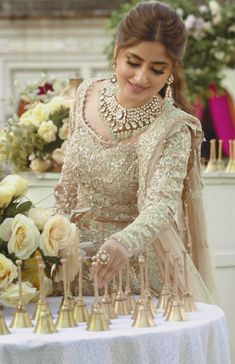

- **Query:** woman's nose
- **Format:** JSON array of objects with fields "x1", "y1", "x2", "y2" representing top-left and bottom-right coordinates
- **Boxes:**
[{"x1": 134, "y1": 68, "x2": 148, "y2": 85}]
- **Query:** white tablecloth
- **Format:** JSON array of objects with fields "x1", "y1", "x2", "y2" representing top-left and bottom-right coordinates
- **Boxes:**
[{"x1": 0, "y1": 297, "x2": 231, "y2": 364}]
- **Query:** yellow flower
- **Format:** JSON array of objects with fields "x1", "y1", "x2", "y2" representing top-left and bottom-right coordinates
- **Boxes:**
[
  {"x1": 7, "y1": 214, "x2": 40, "y2": 260},
  {"x1": 0, "y1": 281, "x2": 38, "y2": 307},
  {"x1": 39, "y1": 215, "x2": 78, "y2": 257},
  {"x1": 38, "y1": 120, "x2": 57, "y2": 143},
  {"x1": 59, "y1": 121, "x2": 69, "y2": 140},
  {"x1": 31, "y1": 103, "x2": 50, "y2": 127},
  {"x1": 28, "y1": 207, "x2": 52, "y2": 230},
  {"x1": 0, "y1": 185, "x2": 15, "y2": 208},
  {"x1": 0, "y1": 254, "x2": 17, "y2": 290},
  {"x1": 30, "y1": 158, "x2": 51, "y2": 173},
  {"x1": 19, "y1": 109, "x2": 37, "y2": 127},
  {"x1": 47, "y1": 96, "x2": 70, "y2": 114},
  {"x1": 0, "y1": 174, "x2": 28, "y2": 198}
]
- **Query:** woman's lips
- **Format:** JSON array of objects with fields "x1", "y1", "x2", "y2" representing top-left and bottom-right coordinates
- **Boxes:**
[{"x1": 128, "y1": 81, "x2": 148, "y2": 93}]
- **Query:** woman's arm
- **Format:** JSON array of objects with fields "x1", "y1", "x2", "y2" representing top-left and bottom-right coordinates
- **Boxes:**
[{"x1": 94, "y1": 124, "x2": 192, "y2": 286}]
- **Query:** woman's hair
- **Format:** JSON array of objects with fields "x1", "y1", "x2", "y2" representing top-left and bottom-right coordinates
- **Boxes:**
[{"x1": 116, "y1": 1, "x2": 193, "y2": 114}]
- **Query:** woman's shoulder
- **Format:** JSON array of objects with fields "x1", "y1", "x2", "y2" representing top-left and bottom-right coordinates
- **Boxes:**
[{"x1": 165, "y1": 103, "x2": 202, "y2": 135}]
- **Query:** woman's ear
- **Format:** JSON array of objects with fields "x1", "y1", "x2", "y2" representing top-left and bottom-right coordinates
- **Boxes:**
[{"x1": 113, "y1": 42, "x2": 120, "y2": 64}]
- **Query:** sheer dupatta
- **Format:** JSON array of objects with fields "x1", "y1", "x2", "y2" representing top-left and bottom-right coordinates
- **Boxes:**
[{"x1": 137, "y1": 104, "x2": 216, "y2": 303}]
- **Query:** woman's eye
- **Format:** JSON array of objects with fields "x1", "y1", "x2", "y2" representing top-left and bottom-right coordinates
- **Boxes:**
[
  {"x1": 152, "y1": 69, "x2": 164, "y2": 75},
  {"x1": 126, "y1": 60, "x2": 140, "y2": 67}
]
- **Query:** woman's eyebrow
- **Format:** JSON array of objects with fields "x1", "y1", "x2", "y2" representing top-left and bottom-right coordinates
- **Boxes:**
[{"x1": 127, "y1": 52, "x2": 168, "y2": 66}]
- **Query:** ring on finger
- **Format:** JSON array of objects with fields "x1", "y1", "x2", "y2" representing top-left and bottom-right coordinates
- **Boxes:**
[{"x1": 96, "y1": 249, "x2": 110, "y2": 265}]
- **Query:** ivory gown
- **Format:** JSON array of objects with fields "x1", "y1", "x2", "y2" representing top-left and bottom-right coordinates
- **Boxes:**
[{"x1": 55, "y1": 79, "x2": 215, "y2": 302}]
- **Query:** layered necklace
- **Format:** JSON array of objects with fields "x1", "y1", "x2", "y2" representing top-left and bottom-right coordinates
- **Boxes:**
[{"x1": 98, "y1": 79, "x2": 163, "y2": 141}]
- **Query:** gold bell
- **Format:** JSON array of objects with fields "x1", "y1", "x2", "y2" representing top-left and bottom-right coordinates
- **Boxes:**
[
  {"x1": 114, "y1": 292, "x2": 129, "y2": 315},
  {"x1": 156, "y1": 287, "x2": 172, "y2": 311},
  {"x1": 10, "y1": 306, "x2": 33, "y2": 328},
  {"x1": 165, "y1": 298, "x2": 187, "y2": 322},
  {"x1": 73, "y1": 298, "x2": 90, "y2": 323},
  {"x1": 34, "y1": 307, "x2": 58, "y2": 334},
  {"x1": 56, "y1": 300, "x2": 77, "y2": 328},
  {"x1": 132, "y1": 302, "x2": 156, "y2": 328},
  {"x1": 0, "y1": 307, "x2": 10, "y2": 335},
  {"x1": 87, "y1": 303, "x2": 109, "y2": 331},
  {"x1": 124, "y1": 290, "x2": 136, "y2": 312},
  {"x1": 182, "y1": 292, "x2": 197, "y2": 312}
]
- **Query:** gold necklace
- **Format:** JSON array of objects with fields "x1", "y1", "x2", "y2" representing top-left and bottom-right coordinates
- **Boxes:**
[{"x1": 99, "y1": 79, "x2": 163, "y2": 141}]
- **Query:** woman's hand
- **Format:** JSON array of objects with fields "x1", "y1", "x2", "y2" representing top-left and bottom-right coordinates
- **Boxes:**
[{"x1": 90, "y1": 239, "x2": 129, "y2": 288}]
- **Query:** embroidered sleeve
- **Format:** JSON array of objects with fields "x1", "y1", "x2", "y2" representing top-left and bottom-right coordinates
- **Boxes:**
[
  {"x1": 111, "y1": 124, "x2": 191, "y2": 256},
  {"x1": 54, "y1": 101, "x2": 78, "y2": 216}
]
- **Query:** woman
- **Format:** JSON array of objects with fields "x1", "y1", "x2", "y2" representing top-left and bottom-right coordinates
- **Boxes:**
[{"x1": 55, "y1": 1, "x2": 215, "y2": 302}]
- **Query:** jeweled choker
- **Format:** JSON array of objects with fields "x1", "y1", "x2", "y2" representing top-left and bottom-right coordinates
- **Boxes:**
[{"x1": 98, "y1": 80, "x2": 163, "y2": 141}]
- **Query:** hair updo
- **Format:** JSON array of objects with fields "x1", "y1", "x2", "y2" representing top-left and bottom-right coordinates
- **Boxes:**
[{"x1": 115, "y1": 1, "x2": 193, "y2": 114}]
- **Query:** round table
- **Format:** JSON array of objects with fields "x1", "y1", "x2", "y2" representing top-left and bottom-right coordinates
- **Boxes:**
[{"x1": 0, "y1": 297, "x2": 231, "y2": 364}]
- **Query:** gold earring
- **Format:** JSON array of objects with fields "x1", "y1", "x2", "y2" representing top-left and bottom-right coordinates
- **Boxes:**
[
  {"x1": 110, "y1": 64, "x2": 117, "y2": 84},
  {"x1": 165, "y1": 75, "x2": 174, "y2": 104}
]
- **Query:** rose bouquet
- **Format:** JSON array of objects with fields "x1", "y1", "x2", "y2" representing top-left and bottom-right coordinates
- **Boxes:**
[
  {"x1": 0, "y1": 174, "x2": 80, "y2": 307},
  {"x1": 0, "y1": 96, "x2": 70, "y2": 173},
  {"x1": 0, "y1": 74, "x2": 72, "y2": 173}
]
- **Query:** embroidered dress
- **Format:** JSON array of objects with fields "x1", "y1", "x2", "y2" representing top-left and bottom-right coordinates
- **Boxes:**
[{"x1": 55, "y1": 79, "x2": 215, "y2": 302}]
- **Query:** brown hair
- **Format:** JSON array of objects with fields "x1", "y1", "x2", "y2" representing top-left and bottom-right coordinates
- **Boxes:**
[{"x1": 116, "y1": 1, "x2": 193, "y2": 114}]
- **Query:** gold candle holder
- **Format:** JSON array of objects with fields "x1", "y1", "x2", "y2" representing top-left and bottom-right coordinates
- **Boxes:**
[
  {"x1": 87, "y1": 262, "x2": 109, "y2": 331},
  {"x1": 101, "y1": 284, "x2": 117, "y2": 320},
  {"x1": 231, "y1": 140, "x2": 235, "y2": 172},
  {"x1": 132, "y1": 256, "x2": 156, "y2": 328},
  {"x1": 124, "y1": 260, "x2": 136, "y2": 312},
  {"x1": 110, "y1": 276, "x2": 118, "y2": 303},
  {"x1": 226, "y1": 139, "x2": 233, "y2": 172},
  {"x1": 10, "y1": 260, "x2": 33, "y2": 328},
  {"x1": 32, "y1": 257, "x2": 53, "y2": 321},
  {"x1": 0, "y1": 305, "x2": 10, "y2": 335},
  {"x1": 216, "y1": 139, "x2": 225, "y2": 171},
  {"x1": 157, "y1": 250, "x2": 172, "y2": 311},
  {"x1": 56, "y1": 259, "x2": 77, "y2": 328},
  {"x1": 165, "y1": 257, "x2": 187, "y2": 322},
  {"x1": 73, "y1": 257, "x2": 89, "y2": 323},
  {"x1": 205, "y1": 139, "x2": 217, "y2": 172},
  {"x1": 114, "y1": 270, "x2": 129, "y2": 315},
  {"x1": 181, "y1": 251, "x2": 197, "y2": 312},
  {"x1": 34, "y1": 272, "x2": 58, "y2": 334}
]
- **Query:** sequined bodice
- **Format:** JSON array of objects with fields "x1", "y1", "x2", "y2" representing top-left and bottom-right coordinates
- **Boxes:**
[{"x1": 70, "y1": 121, "x2": 139, "y2": 223}]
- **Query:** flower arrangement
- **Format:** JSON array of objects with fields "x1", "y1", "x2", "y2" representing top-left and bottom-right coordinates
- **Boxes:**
[
  {"x1": 0, "y1": 75, "x2": 71, "y2": 173},
  {"x1": 0, "y1": 174, "x2": 79, "y2": 307},
  {"x1": 105, "y1": 0, "x2": 235, "y2": 104}
]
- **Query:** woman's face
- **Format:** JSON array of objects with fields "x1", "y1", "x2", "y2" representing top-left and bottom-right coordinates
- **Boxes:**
[{"x1": 114, "y1": 41, "x2": 173, "y2": 108}]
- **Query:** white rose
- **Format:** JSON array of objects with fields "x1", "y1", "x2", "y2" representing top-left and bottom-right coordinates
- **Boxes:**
[
  {"x1": 51, "y1": 148, "x2": 64, "y2": 165},
  {"x1": 209, "y1": 1, "x2": 221, "y2": 16},
  {"x1": 0, "y1": 254, "x2": 17, "y2": 289},
  {"x1": 59, "y1": 121, "x2": 69, "y2": 140},
  {"x1": 8, "y1": 214, "x2": 40, "y2": 260},
  {"x1": 0, "y1": 281, "x2": 38, "y2": 307},
  {"x1": 19, "y1": 109, "x2": 37, "y2": 127},
  {"x1": 199, "y1": 5, "x2": 208, "y2": 13},
  {"x1": 28, "y1": 207, "x2": 52, "y2": 231},
  {"x1": 184, "y1": 14, "x2": 196, "y2": 30},
  {"x1": 47, "y1": 96, "x2": 69, "y2": 114},
  {"x1": 0, "y1": 218, "x2": 14, "y2": 241},
  {"x1": 0, "y1": 175, "x2": 28, "y2": 197},
  {"x1": 31, "y1": 103, "x2": 50, "y2": 127},
  {"x1": 39, "y1": 215, "x2": 78, "y2": 257},
  {"x1": 0, "y1": 185, "x2": 15, "y2": 208},
  {"x1": 38, "y1": 120, "x2": 57, "y2": 143},
  {"x1": 30, "y1": 158, "x2": 51, "y2": 173}
]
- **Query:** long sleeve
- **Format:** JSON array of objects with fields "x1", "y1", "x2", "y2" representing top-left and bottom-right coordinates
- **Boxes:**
[
  {"x1": 54, "y1": 101, "x2": 78, "y2": 216},
  {"x1": 111, "y1": 124, "x2": 191, "y2": 256}
]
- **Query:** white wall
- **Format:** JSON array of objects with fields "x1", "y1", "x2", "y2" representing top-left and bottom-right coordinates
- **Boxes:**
[{"x1": 0, "y1": 17, "x2": 111, "y2": 126}]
